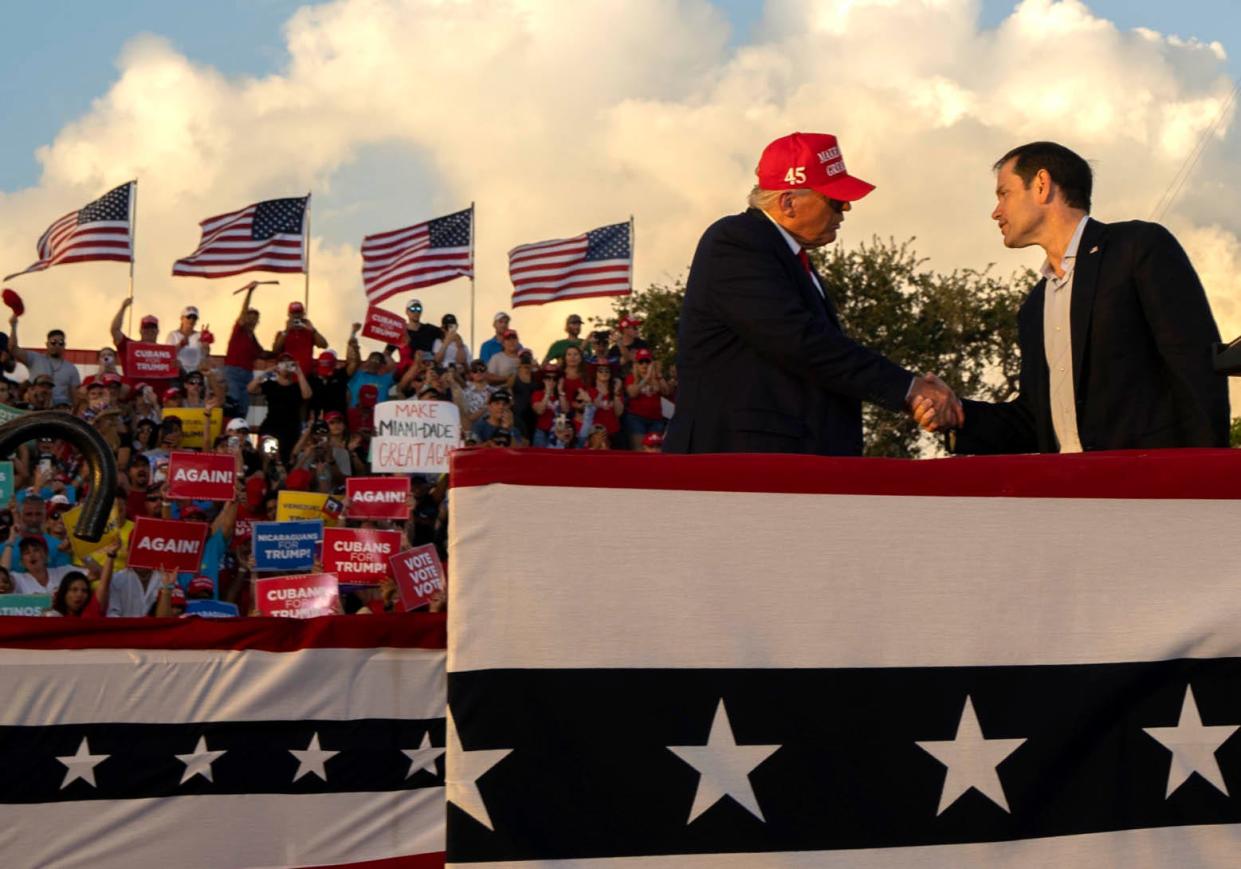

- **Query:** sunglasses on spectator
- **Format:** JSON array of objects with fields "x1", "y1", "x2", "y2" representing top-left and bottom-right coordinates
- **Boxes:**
[
  {"x1": 407, "y1": 304, "x2": 422, "y2": 312},
  {"x1": 47, "y1": 339, "x2": 65, "y2": 346}
]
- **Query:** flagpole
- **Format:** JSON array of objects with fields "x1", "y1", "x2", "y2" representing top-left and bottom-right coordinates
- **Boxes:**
[
  {"x1": 127, "y1": 179, "x2": 138, "y2": 336},
  {"x1": 469, "y1": 201, "x2": 476, "y2": 353},
  {"x1": 629, "y1": 214, "x2": 635, "y2": 296},
  {"x1": 303, "y1": 193, "x2": 311, "y2": 311}
]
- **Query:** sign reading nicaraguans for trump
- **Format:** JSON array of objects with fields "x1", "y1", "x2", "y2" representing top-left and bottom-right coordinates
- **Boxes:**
[
  {"x1": 252, "y1": 520, "x2": 322, "y2": 572},
  {"x1": 127, "y1": 516, "x2": 209, "y2": 573},
  {"x1": 346, "y1": 476, "x2": 410, "y2": 520},
  {"x1": 166, "y1": 451, "x2": 236, "y2": 501},
  {"x1": 371, "y1": 400, "x2": 459, "y2": 474},
  {"x1": 255, "y1": 573, "x2": 340, "y2": 618},
  {"x1": 360, "y1": 306, "x2": 407, "y2": 344},
  {"x1": 123, "y1": 341, "x2": 179, "y2": 381},
  {"x1": 322, "y1": 527, "x2": 400, "y2": 585}
]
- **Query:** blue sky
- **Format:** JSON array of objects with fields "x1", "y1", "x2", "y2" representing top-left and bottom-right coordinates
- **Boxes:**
[{"x1": 1, "y1": 1, "x2": 1237, "y2": 191}]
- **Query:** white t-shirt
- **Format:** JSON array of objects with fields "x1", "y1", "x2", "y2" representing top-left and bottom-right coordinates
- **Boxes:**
[
  {"x1": 13, "y1": 564, "x2": 77, "y2": 595},
  {"x1": 432, "y1": 337, "x2": 473, "y2": 368},
  {"x1": 166, "y1": 329, "x2": 204, "y2": 371},
  {"x1": 107, "y1": 568, "x2": 165, "y2": 617}
]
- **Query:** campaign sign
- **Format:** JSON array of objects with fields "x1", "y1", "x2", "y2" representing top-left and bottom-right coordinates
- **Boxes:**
[
  {"x1": 253, "y1": 520, "x2": 322, "y2": 572},
  {"x1": 346, "y1": 476, "x2": 410, "y2": 520},
  {"x1": 186, "y1": 599, "x2": 241, "y2": 618},
  {"x1": 162, "y1": 407, "x2": 224, "y2": 450},
  {"x1": 0, "y1": 403, "x2": 26, "y2": 425},
  {"x1": 255, "y1": 573, "x2": 340, "y2": 618},
  {"x1": 167, "y1": 451, "x2": 236, "y2": 501},
  {"x1": 0, "y1": 593, "x2": 51, "y2": 616},
  {"x1": 322, "y1": 527, "x2": 400, "y2": 585},
  {"x1": 361, "y1": 306, "x2": 407, "y2": 344},
  {"x1": 371, "y1": 400, "x2": 460, "y2": 474},
  {"x1": 127, "y1": 516, "x2": 209, "y2": 572},
  {"x1": 0, "y1": 460, "x2": 13, "y2": 505},
  {"x1": 64, "y1": 502, "x2": 127, "y2": 566},
  {"x1": 124, "y1": 342, "x2": 179, "y2": 380},
  {"x1": 388, "y1": 544, "x2": 446, "y2": 611},
  {"x1": 276, "y1": 490, "x2": 331, "y2": 523}
]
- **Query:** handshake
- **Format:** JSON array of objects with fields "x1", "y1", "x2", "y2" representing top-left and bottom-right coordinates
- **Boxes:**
[{"x1": 906, "y1": 374, "x2": 964, "y2": 432}]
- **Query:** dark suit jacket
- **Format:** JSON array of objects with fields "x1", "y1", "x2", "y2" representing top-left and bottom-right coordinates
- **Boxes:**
[
  {"x1": 663, "y1": 209, "x2": 913, "y2": 456},
  {"x1": 955, "y1": 218, "x2": 1229, "y2": 454}
]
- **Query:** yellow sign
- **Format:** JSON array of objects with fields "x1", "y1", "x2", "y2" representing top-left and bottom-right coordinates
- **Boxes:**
[
  {"x1": 64, "y1": 503, "x2": 132, "y2": 568},
  {"x1": 162, "y1": 407, "x2": 223, "y2": 450},
  {"x1": 276, "y1": 490, "x2": 336, "y2": 524}
]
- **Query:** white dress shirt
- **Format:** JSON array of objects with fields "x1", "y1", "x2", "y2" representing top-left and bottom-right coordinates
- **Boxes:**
[
  {"x1": 763, "y1": 211, "x2": 825, "y2": 298},
  {"x1": 1041, "y1": 215, "x2": 1090, "y2": 453}
]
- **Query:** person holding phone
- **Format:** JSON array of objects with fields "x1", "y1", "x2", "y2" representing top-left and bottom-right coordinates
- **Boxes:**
[
  {"x1": 273, "y1": 300, "x2": 327, "y2": 375},
  {"x1": 249, "y1": 352, "x2": 312, "y2": 464},
  {"x1": 432, "y1": 313, "x2": 471, "y2": 369}
]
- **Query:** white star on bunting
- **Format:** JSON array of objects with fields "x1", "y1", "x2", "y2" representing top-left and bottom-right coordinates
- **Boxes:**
[
  {"x1": 403, "y1": 731, "x2": 445, "y2": 779},
  {"x1": 56, "y1": 737, "x2": 109, "y2": 790},
  {"x1": 176, "y1": 735, "x2": 228, "y2": 784},
  {"x1": 1144, "y1": 685, "x2": 1239, "y2": 798},
  {"x1": 290, "y1": 732, "x2": 339, "y2": 782},
  {"x1": 667, "y1": 698, "x2": 781, "y2": 824},
  {"x1": 916, "y1": 695, "x2": 1026, "y2": 815},
  {"x1": 446, "y1": 708, "x2": 512, "y2": 831}
]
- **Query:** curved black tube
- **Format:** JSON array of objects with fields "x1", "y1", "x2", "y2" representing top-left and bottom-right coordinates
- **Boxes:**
[{"x1": 0, "y1": 412, "x2": 118, "y2": 542}]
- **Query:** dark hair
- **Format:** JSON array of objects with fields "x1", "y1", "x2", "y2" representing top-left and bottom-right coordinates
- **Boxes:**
[
  {"x1": 47, "y1": 329, "x2": 65, "y2": 341},
  {"x1": 52, "y1": 571, "x2": 91, "y2": 616},
  {"x1": 993, "y1": 142, "x2": 1092, "y2": 211}
]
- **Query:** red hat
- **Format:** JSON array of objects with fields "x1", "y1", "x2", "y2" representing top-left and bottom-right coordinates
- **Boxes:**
[
  {"x1": 83, "y1": 375, "x2": 102, "y2": 389},
  {"x1": 358, "y1": 383, "x2": 379, "y2": 407},
  {"x1": 634, "y1": 348, "x2": 653, "y2": 362},
  {"x1": 170, "y1": 586, "x2": 187, "y2": 607},
  {"x1": 132, "y1": 381, "x2": 151, "y2": 394},
  {"x1": 2, "y1": 288, "x2": 24, "y2": 317},
  {"x1": 140, "y1": 314, "x2": 159, "y2": 328},
  {"x1": 187, "y1": 576, "x2": 215, "y2": 597},
  {"x1": 162, "y1": 386, "x2": 183, "y2": 401},
  {"x1": 643, "y1": 432, "x2": 664, "y2": 448},
  {"x1": 101, "y1": 372, "x2": 123, "y2": 387},
  {"x1": 324, "y1": 410, "x2": 344, "y2": 423},
  {"x1": 316, "y1": 351, "x2": 337, "y2": 376},
  {"x1": 284, "y1": 468, "x2": 312, "y2": 491},
  {"x1": 756, "y1": 132, "x2": 874, "y2": 202},
  {"x1": 502, "y1": 329, "x2": 519, "y2": 340},
  {"x1": 288, "y1": 301, "x2": 305, "y2": 314},
  {"x1": 618, "y1": 316, "x2": 643, "y2": 330},
  {"x1": 180, "y1": 504, "x2": 208, "y2": 522}
]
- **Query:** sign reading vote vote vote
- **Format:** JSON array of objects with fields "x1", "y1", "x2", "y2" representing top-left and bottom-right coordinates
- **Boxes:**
[
  {"x1": 345, "y1": 476, "x2": 410, "y2": 520},
  {"x1": 321, "y1": 527, "x2": 400, "y2": 584},
  {"x1": 388, "y1": 544, "x2": 446, "y2": 611},
  {"x1": 252, "y1": 520, "x2": 322, "y2": 572},
  {"x1": 167, "y1": 451, "x2": 236, "y2": 501},
  {"x1": 371, "y1": 400, "x2": 460, "y2": 474},
  {"x1": 127, "y1": 516, "x2": 209, "y2": 572}
]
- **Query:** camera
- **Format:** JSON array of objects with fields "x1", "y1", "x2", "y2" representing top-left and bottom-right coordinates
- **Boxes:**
[{"x1": 291, "y1": 318, "x2": 305, "y2": 328}]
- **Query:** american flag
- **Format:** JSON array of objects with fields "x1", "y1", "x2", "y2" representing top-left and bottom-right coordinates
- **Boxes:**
[
  {"x1": 362, "y1": 208, "x2": 473, "y2": 305},
  {"x1": 507, "y1": 221, "x2": 631, "y2": 308},
  {"x1": 3, "y1": 182, "x2": 133, "y2": 281},
  {"x1": 172, "y1": 196, "x2": 308, "y2": 278},
  {"x1": 446, "y1": 448, "x2": 1241, "y2": 866},
  {"x1": 0, "y1": 614, "x2": 447, "y2": 869}
]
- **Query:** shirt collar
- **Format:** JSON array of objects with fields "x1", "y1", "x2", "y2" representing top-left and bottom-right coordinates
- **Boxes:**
[
  {"x1": 1039, "y1": 215, "x2": 1090, "y2": 283},
  {"x1": 761, "y1": 210, "x2": 803, "y2": 256}
]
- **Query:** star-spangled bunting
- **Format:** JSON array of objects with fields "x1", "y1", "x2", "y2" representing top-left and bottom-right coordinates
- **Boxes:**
[
  {"x1": 403, "y1": 731, "x2": 445, "y2": 780},
  {"x1": 56, "y1": 737, "x2": 109, "y2": 790},
  {"x1": 915, "y1": 694, "x2": 1027, "y2": 815},
  {"x1": 508, "y1": 220, "x2": 631, "y2": 307},
  {"x1": 290, "y1": 732, "x2": 339, "y2": 782},
  {"x1": 1144, "y1": 684, "x2": 1240, "y2": 798},
  {"x1": 176, "y1": 736, "x2": 227, "y2": 785},
  {"x1": 362, "y1": 208, "x2": 473, "y2": 305},
  {"x1": 4, "y1": 182, "x2": 133, "y2": 281},
  {"x1": 172, "y1": 195, "x2": 308, "y2": 278},
  {"x1": 446, "y1": 708, "x2": 511, "y2": 831}
]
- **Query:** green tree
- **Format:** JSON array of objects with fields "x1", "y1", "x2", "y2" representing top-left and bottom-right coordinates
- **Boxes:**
[
  {"x1": 1230, "y1": 416, "x2": 1241, "y2": 447},
  {"x1": 600, "y1": 237, "x2": 1035, "y2": 457}
]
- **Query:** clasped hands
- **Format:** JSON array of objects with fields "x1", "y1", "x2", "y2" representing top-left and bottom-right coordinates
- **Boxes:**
[{"x1": 907, "y1": 374, "x2": 964, "y2": 432}]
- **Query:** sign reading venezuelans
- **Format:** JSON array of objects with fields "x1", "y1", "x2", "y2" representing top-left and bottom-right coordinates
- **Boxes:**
[
  {"x1": 127, "y1": 516, "x2": 209, "y2": 572},
  {"x1": 371, "y1": 400, "x2": 460, "y2": 474},
  {"x1": 255, "y1": 573, "x2": 340, "y2": 618},
  {"x1": 123, "y1": 341, "x2": 179, "y2": 381},
  {"x1": 321, "y1": 527, "x2": 400, "y2": 585},
  {"x1": 167, "y1": 451, "x2": 236, "y2": 501},
  {"x1": 346, "y1": 476, "x2": 410, "y2": 520}
]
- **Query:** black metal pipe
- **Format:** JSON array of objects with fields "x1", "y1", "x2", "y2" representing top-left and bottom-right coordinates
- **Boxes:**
[{"x1": 0, "y1": 412, "x2": 118, "y2": 541}]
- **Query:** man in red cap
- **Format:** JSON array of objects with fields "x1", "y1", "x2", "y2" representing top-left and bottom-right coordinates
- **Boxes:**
[
  {"x1": 273, "y1": 300, "x2": 327, "y2": 376},
  {"x1": 308, "y1": 349, "x2": 349, "y2": 418},
  {"x1": 663, "y1": 131, "x2": 961, "y2": 456},
  {"x1": 109, "y1": 299, "x2": 177, "y2": 393},
  {"x1": 222, "y1": 281, "x2": 266, "y2": 416}
]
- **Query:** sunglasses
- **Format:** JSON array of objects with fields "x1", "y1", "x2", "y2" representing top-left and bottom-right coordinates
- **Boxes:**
[
  {"x1": 407, "y1": 305, "x2": 422, "y2": 312},
  {"x1": 47, "y1": 339, "x2": 65, "y2": 346}
]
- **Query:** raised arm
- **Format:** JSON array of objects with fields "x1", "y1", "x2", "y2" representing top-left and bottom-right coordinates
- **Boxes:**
[{"x1": 110, "y1": 298, "x2": 132, "y2": 346}]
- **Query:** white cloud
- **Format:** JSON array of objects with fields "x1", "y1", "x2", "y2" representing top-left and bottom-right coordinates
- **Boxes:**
[{"x1": 0, "y1": 0, "x2": 1238, "y2": 409}]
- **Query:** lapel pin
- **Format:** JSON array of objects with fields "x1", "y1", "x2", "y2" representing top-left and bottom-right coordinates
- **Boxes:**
[{"x1": 1088, "y1": 246, "x2": 1099, "y2": 254}]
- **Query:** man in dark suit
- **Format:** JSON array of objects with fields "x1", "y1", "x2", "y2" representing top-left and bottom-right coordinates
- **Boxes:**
[
  {"x1": 919, "y1": 141, "x2": 1229, "y2": 453},
  {"x1": 663, "y1": 132, "x2": 960, "y2": 456}
]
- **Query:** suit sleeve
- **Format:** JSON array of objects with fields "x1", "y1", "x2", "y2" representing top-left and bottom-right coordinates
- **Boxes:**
[
  {"x1": 705, "y1": 225, "x2": 914, "y2": 411},
  {"x1": 1131, "y1": 224, "x2": 1230, "y2": 446}
]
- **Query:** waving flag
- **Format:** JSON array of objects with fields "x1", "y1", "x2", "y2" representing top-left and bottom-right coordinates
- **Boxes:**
[
  {"x1": 447, "y1": 448, "x2": 1241, "y2": 866},
  {"x1": 173, "y1": 196, "x2": 308, "y2": 278},
  {"x1": 0, "y1": 615, "x2": 446, "y2": 868},
  {"x1": 507, "y1": 220, "x2": 631, "y2": 307},
  {"x1": 363, "y1": 208, "x2": 473, "y2": 305},
  {"x1": 4, "y1": 182, "x2": 133, "y2": 281}
]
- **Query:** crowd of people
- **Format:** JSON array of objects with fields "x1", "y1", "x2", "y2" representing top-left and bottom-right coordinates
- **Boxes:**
[{"x1": 0, "y1": 282, "x2": 673, "y2": 618}]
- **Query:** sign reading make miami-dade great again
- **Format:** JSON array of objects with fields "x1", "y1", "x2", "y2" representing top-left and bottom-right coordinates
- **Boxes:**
[{"x1": 371, "y1": 400, "x2": 459, "y2": 474}]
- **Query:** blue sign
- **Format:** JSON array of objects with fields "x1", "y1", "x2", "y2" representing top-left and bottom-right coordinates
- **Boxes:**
[
  {"x1": 253, "y1": 520, "x2": 322, "y2": 572},
  {"x1": 186, "y1": 599, "x2": 240, "y2": 618}
]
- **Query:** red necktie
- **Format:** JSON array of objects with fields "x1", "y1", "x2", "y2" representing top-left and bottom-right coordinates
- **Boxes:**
[{"x1": 797, "y1": 249, "x2": 812, "y2": 274}]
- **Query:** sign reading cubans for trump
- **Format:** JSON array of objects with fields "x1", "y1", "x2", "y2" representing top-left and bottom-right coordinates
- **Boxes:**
[
  {"x1": 124, "y1": 342, "x2": 179, "y2": 381},
  {"x1": 346, "y1": 476, "x2": 409, "y2": 520},
  {"x1": 389, "y1": 544, "x2": 446, "y2": 611},
  {"x1": 361, "y1": 306, "x2": 407, "y2": 344},
  {"x1": 371, "y1": 400, "x2": 460, "y2": 474},
  {"x1": 166, "y1": 451, "x2": 236, "y2": 501},
  {"x1": 321, "y1": 527, "x2": 400, "y2": 585},
  {"x1": 127, "y1": 516, "x2": 209, "y2": 572},
  {"x1": 255, "y1": 573, "x2": 340, "y2": 618}
]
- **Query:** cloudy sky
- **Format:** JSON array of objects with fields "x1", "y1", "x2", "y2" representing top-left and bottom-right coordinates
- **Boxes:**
[{"x1": 1, "y1": 0, "x2": 1239, "y2": 407}]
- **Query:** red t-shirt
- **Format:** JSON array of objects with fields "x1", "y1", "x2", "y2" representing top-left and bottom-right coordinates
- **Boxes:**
[
  {"x1": 225, "y1": 323, "x2": 262, "y2": 369},
  {"x1": 532, "y1": 389, "x2": 559, "y2": 432},
  {"x1": 585, "y1": 386, "x2": 620, "y2": 434},
  {"x1": 281, "y1": 328, "x2": 316, "y2": 375},
  {"x1": 625, "y1": 374, "x2": 663, "y2": 420}
]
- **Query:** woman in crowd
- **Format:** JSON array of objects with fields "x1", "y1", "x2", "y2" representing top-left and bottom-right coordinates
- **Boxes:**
[
  {"x1": 530, "y1": 368, "x2": 566, "y2": 447},
  {"x1": 5, "y1": 532, "x2": 76, "y2": 594},
  {"x1": 560, "y1": 346, "x2": 588, "y2": 404},
  {"x1": 624, "y1": 349, "x2": 671, "y2": 450},
  {"x1": 458, "y1": 360, "x2": 493, "y2": 429},
  {"x1": 584, "y1": 361, "x2": 625, "y2": 448},
  {"x1": 51, "y1": 570, "x2": 106, "y2": 618}
]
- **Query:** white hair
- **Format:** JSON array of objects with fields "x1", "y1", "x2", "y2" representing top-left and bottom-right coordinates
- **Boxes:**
[{"x1": 747, "y1": 185, "x2": 811, "y2": 211}]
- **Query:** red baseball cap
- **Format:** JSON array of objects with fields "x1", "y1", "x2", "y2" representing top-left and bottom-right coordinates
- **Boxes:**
[
  {"x1": 140, "y1": 314, "x2": 159, "y2": 328},
  {"x1": 642, "y1": 432, "x2": 664, "y2": 448},
  {"x1": 756, "y1": 132, "x2": 874, "y2": 202},
  {"x1": 288, "y1": 301, "x2": 305, "y2": 314},
  {"x1": 162, "y1": 386, "x2": 183, "y2": 401},
  {"x1": 316, "y1": 351, "x2": 337, "y2": 375},
  {"x1": 634, "y1": 348, "x2": 653, "y2": 362},
  {"x1": 187, "y1": 576, "x2": 214, "y2": 597}
]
